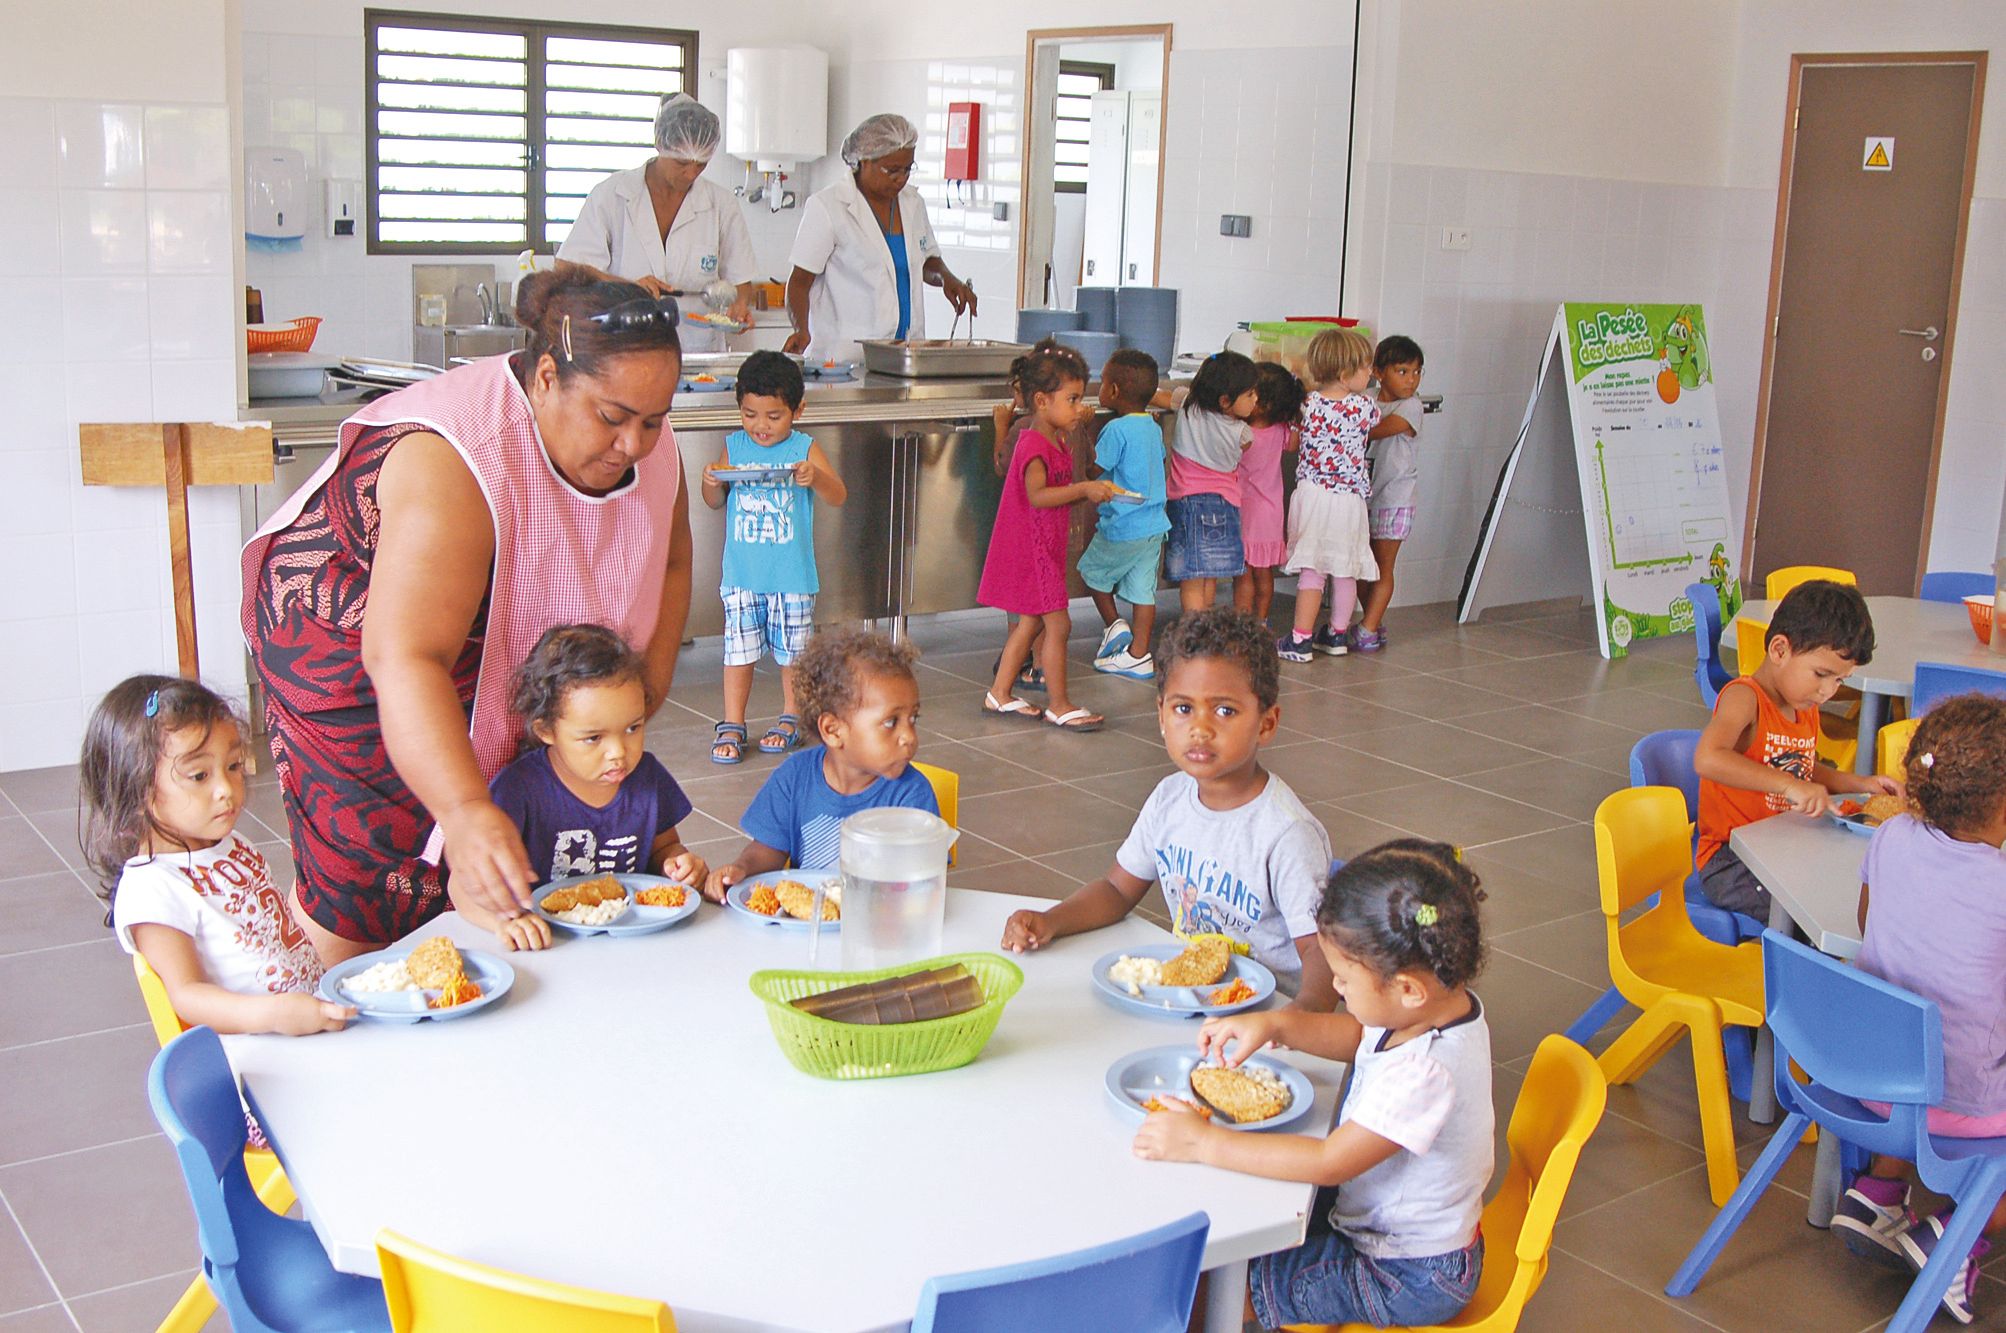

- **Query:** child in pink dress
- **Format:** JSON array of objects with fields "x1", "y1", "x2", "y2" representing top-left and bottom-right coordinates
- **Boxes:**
[
  {"x1": 1234, "y1": 361, "x2": 1307, "y2": 624},
  {"x1": 979, "y1": 340, "x2": 1119, "y2": 732}
]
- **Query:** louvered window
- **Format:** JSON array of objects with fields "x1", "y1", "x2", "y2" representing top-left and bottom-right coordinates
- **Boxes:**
[
  {"x1": 1053, "y1": 62, "x2": 1113, "y2": 194},
  {"x1": 365, "y1": 10, "x2": 696, "y2": 253}
]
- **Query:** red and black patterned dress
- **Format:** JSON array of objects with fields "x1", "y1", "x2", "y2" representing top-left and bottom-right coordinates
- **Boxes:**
[{"x1": 250, "y1": 423, "x2": 487, "y2": 942}]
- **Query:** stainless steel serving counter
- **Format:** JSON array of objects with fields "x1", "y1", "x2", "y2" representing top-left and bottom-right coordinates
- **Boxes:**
[{"x1": 239, "y1": 378, "x2": 1443, "y2": 642}]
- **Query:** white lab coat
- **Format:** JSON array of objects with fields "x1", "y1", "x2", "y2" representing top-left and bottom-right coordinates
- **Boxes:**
[
  {"x1": 787, "y1": 173, "x2": 940, "y2": 363},
  {"x1": 558, "y1": 166, "x2": 757, "y2": 352}
]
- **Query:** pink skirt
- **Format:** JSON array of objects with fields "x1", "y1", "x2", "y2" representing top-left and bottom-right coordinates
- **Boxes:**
[
  {"x1": 1240, "y1": 486, "x2": 1286, "y2": 568},
  {"x1": 1861, "y1": 1098, "x2": 2006, "y2": 1137}
]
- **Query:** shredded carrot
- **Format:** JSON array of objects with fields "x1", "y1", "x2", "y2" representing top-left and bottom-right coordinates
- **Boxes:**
[
  {"x1": 1207, "y1": 978, "x2": 1257, "y2": 1006},
  {"x1": 429, "y1": 972, "x2": 482, "y2": 1009},
  {"x1": 745, "y1": 885, "x2": 781, "y2": 916}
]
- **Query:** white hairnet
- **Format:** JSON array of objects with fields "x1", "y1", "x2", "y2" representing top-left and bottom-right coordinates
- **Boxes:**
[
  {"x1": 841, "y1": 113, "x2": 918, "y2": 169},
  {"x1": 653, "y1": 93, "x2": 721, "y2": 162}
]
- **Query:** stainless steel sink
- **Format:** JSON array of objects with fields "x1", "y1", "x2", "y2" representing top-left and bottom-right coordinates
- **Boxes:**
[{"x1": 413, "y1": 323, "x2": 528, "y2": 365}]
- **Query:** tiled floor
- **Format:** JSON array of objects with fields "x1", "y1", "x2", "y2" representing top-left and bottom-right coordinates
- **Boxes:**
[{"x1": 0, "y1": 596, "x2": 1995, "y2": 1331}]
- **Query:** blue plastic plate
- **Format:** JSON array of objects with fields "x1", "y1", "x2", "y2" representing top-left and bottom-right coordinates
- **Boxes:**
[
  {"x1": 726, "y1": 870, "x2": 842, "y2": 932},
  {"x1": 318, "y1": 944, "x2": 515, "y2": 1024},
  {"x1": 1090, "y1": 945, "x2": 1276, "y2": 1019},
  {"x1": 1831, "y1": 808, "x2": 1880, "y2": 836},
  {"x1": 533, "y1": 872, "x2": 699, "y2": 936},
  {"x1": 1104, "y1": 1045, "x2": 1314, "y2": 1132},
  {"x1": 679, "y1": 375, "x2": 736, "y2": 393},
  {"x1": 1107, "y1": 489, "x2": 1147, "y2": 506}
]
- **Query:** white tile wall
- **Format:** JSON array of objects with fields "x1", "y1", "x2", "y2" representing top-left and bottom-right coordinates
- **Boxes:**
[
  {"x1": 1354, "y1": 159, "x2": 2006, "y2": 609},
  {"x1": 1, "y1": 92, "x2": 242, "y2": 772}
]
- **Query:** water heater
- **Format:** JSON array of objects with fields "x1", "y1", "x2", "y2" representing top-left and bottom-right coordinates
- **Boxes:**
[{"x1": 725, "y1": 47, "x2": 830, "y2": 171}]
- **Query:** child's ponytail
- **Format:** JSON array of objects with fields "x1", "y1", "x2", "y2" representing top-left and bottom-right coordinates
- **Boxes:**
[
  {"x1": 1904, "y1": 694, "x2": 2006, "y2": 838},
  {"x1": 1316, "y1": 839, "x2": 1487, "y2": 990}
]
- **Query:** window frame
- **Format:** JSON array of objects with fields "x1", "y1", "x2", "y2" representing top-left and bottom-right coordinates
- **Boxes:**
[
  {"x1": 363, "y1": 8, "x2": 698, "y2": 255},
  {"x1": 1053, "y1": 60, "x2": 1115, "y2": 196}
]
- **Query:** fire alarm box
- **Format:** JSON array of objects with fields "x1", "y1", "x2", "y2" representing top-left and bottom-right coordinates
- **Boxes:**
[{"x1": 946, "y1": 101, "x2": 981, "y2": 181}]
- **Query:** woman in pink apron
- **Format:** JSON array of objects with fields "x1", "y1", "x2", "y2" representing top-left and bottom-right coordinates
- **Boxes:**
[{"x1": 242, "y1": 269, "x2": 693, "y2": 963}]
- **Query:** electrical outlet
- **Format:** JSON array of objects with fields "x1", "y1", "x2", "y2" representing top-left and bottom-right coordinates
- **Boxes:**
[
  {"x1": 1220, "y1": 214, "x2": 1252, "y2": 238},
  {"x1": 1440, "y1": 226, "x2": 1472, "y2": 251},
  {"x1": 992, "y1": 201, "x2": 1009, "y2": 221}
]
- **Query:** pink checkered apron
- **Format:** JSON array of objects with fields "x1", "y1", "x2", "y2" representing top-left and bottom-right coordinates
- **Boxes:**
[{"x1": 241, "y1": 354, "x2": 681, "y2": 940}]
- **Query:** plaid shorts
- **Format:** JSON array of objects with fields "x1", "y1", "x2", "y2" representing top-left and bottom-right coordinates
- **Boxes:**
[
  {"x1": 1369, "y1": 506, "x2": 1415, "y2": 541},
  {"x1": 721, "y1": 587, "x2": 815, "y2": 666}
]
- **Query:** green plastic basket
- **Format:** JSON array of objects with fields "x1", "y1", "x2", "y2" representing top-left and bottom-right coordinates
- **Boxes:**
[{"x1": 748, "y1": 952, "x2": 1024, "y2": 1081}]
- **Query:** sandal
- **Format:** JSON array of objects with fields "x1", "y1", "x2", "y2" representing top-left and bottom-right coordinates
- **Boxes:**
[
  {"x1": 983, "y1": 691, "x2": 1044, "y2": 720},
  {"x1": 711, "y1": 721, "x2": 747, "y2": 765},
  {"x1": 760, "y1": 714, "x2": 803, "y2": 754},
  {"x1": 992, "y1": 654, "x2": 1047, "y2": 692},
  {"x1": 1044, "y1": 707, "x2": 1104, "y2": 732}
]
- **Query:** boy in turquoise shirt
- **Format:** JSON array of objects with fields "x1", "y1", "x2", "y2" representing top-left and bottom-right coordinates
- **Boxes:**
[
  {"x1": 700, "y1": 351, "x2": 848, "y2": 764},
  {"x1": 1081, "y1": 349, "x2": 1168, "y2": 680}
]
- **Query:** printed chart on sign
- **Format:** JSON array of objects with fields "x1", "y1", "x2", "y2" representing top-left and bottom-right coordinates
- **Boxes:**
[{"x1": 1595, "y1": 422, "x2": 1730, "y2": 572}]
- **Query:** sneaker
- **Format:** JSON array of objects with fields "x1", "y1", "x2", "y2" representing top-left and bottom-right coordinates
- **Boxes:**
[
  {"x1": 1310, "y1": 624, "x2": 1348, "y2": 657},
  {"x1": 1831, "y1": 1183, "x2": 1914, "y2": 1268},
  {"x1": 1896, "y1": 1213, "x2": 1988, "y2": 1325},
  {"x1": 1348, "y1": 626, "x2": 1385, "y2": 654},
  {"x1": 1095, "y1": 649, "x2": 1155, "y2": 680},
  {"x1": 1277, "y1": 632, "x2": 1315, "y2": 663},
  {"x1": 1096, "y1": 618, "x2": 1133, "y2": 661}
]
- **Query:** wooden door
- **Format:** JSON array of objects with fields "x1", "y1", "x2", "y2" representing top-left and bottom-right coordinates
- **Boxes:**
[{"x1": 1748, "y1": 56, "x2": 1984, "y2": 593}]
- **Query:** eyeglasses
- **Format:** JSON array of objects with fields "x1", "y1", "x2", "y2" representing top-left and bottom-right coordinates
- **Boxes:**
[{"x1": 559, "y1": 296, "x2": 682, "y2": 361}]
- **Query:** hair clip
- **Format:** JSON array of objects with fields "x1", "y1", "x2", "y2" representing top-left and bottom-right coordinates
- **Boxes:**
[
  {"x1": 1919, "y1": 752, "x2": 1936, "y2": 769},
  {"x1": 143, "y1": 689, "x2": 160, "y2": 718},
  {"x1": 1413, "y1": 903, "x2": 1439, "y2": 927},
  {"x1": 560, "y1": 313, "x2": 575, "y2": 362}
]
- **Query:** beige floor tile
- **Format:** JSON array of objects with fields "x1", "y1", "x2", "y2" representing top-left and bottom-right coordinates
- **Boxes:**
[
  {"x1": 0, "y1": 1027, "x2": 162, "y2": 1165},
  {"x1": 1592, "y1": 1043, "x2": 1774, "y2": 1155},
  {"x1": 1456, "y1": 757, "x2": 1629, "y2": 823},
  {"x1": 1448, "y1": 704, "x2": 1650, "y2": 762},
  {"x1": 1467, "y1": 861, "x2": 1594, "y2": 938},
  {"x1": 1, "y1": 1136, "x2": 202, "y2": 1297},
  {"x1": 913, "y1": 740, "x2": 1048, "y2": 798},
  {"x1": 949, "y1": 830, "x2": 1038, "y2": 873},
  {"x1": 0, "y1": 942, "x2": 149, "y2": 1049},
  {"x1": 67, "y1": 1271, "x2": 225, "y2": 1332},
  {"x1": 1028, "y1": 839, "x2": 1127, "y2": 888},
  {"x1": 1492, "y1": 909, "x2": 1616, "y2": 988},
  {"x1": 946, "y1": 858, "x2": 1077, "y2": 899},
  {"x1": 1309, "y1": 804, "x2": 1417, "y2": 861},
  {"x1": 956, "y1": 784, "x2": 1132, "y2": 857},
  {"x1": 1258, "y1": 745, "x2": 1435, "y2": 807},
  {"x1": 1478, "y1": 953, "x2": 1608, "y2": 1065},
  {"x1": 1552, "y1": 686, "x2": 1716, "y2": 734},
  {"x1": 1554, "y1": 1167, "x2": 1921, "y2": 1333},
  {"x1": 0, "y1": 769, "x2": 80, "y2": 817},
  {"x1": 1469, "y1": 824, "x2": 1599, "y2": 889},
  {"x1": 1062, "y1": 763, "x2": 1180, "y2": 811},
  {"x1": 961, "y1": 723, "x2": 1167, "y2": 777},
  {"x1": 1334, "y1": 780, "x2": 1576, "y2": 848},
  {"x1": 0, "y1": 1307, "x2": 73, "y2": 1331},
  {"x1": 0, "y1": 822, "x2": 62, "y2": 881},
  {"x1": 1268, "y1": 687, "x2": 1432, "y2": 738},
  {"x1": 1336, "y1": 724, "x2": 1547, "y2": 780},
  {"x1": 1435, "y1": 652, "x2": 1693, "y2": 706},
  {"x1": 1510, "y1": 1248, "x2": 1722, "y2": 1331},
  {"x1": 1327, "y1": 671, "x2": 1525, "y2": 720},
  {"x1": 0, "y1": 1211, "x2": 57, "y2": 1319},
  {"x1": 0, "y1": 873, "x2": 110, "y2": 958},
  {"x1": 22, "y1": 813, "x2": 87, "y2": 876}
]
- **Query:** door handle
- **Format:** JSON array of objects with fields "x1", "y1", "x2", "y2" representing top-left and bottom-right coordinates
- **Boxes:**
[{"x1": 1897, "y1": 326, "x2": 1940, "y2": 341}]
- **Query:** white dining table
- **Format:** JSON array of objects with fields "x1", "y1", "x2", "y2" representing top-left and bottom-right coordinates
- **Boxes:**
[
  {"x1": 1731, "y1": 813, "x2": 1869, "y2": 1229},
  {"x1": 224, "y1": 889, "x2": 1345, "y2": 1333},
  {"x1": 1724, "y1": 596, "x2": 1995, "y2": 773}
]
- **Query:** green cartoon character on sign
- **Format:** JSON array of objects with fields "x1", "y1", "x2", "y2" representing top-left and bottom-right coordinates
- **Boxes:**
[
  {"x1": 1705, "y1": 541, "x2": 1740, "y2": 617},
  {"x1": 1662, "y1": 307, "x2": 1710, "y2": 391}
]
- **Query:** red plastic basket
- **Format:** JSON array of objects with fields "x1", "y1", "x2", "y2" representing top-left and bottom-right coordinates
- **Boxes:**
[
  {"x1": 247, "y1": 317, "x2": 321, "y2": 354},
  {"x1": 1965, "y1": 594, "x2": 1993, "y2": 645}
]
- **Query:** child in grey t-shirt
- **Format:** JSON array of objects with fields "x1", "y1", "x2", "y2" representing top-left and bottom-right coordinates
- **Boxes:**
[
  {"x1": 1000, "y1": 609, "x2": 1335, "y2": 1008},
  {"x1": 1355, "y1": 335, "x2": 1427, "y2": 653}
]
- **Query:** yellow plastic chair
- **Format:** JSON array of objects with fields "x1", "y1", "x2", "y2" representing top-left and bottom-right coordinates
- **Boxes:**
[
  {"x1": 1764, "y1": 565, "x2": 1857, "y2": 600},
  {"x1": 912, "y1": 761, "x2": 961, "y2": 868},
  {"x1": 1877, "y1": 716, "x2": 1920, "y2": 779},
  {"x1": 1731, "y1": 617, "x2": 1859, "y2": 771},
  {"x1": 1284, "y1": 1036, "x2": 1609, "y2": 1333},
  {"x1": 1591, "y1": 788, "x2": 1764, "y2": 1205},
  {"x1": 377, "y1": 1229, "x2": 675, "y2": 1331},
  {"x1": 132, "y1": 955, "x2": 299, "y2": 1333}
]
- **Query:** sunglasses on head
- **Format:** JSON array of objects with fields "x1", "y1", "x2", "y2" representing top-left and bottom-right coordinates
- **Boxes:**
[{"x1": 559, "y1": 296, "x2": 681, "y2": 361}]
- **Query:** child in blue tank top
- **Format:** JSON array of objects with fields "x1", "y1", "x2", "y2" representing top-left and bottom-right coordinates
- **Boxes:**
[{"x1": 700, "y1": 351, "x2": 847, "y2": 766}]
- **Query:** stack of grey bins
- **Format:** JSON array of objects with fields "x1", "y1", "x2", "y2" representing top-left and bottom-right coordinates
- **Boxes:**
[{"x1": 1016, "y1": 286, "x2": 1179, "y2": 374}]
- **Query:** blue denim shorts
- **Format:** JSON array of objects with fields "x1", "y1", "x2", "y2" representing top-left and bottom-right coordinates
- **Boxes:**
[
  {"x1": 1250, "y1": 1189, "x2": 1483, "y2": 1328},
  {"x1": 1164, "y1": 492, "x2": 1245, "y2": 581}
]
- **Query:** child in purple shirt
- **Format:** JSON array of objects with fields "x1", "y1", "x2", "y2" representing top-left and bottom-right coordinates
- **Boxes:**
[
  {"x1": 1832, "y1": 695, "x2": 2006, "y2": 1323},
  {"x1": 451, "y1": 625, "x2": 706, "y2": 951}
]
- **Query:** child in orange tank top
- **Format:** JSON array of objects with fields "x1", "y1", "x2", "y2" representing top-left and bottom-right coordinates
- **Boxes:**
[{"x1": 1693, "y1": 580, "x2": 1899, "y2": 916}]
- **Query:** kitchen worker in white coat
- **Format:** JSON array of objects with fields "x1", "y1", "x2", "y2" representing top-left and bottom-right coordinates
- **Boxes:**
[
  {"x1": 559, "y1": 93, "x2": 757, "y2": 353},
  {"x1": 783, "y1": 113, "x2": 978, "y2": 362}
]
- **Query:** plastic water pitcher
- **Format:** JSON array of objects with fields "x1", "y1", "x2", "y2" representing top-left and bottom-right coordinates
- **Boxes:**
[{"x1": 837, "y1": 808, "x2": 958, "y2": 971}]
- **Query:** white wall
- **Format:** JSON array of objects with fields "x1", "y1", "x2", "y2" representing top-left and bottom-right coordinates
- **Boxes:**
[
  {"x1": 0, "y1": 1, "x2": 241, "y2": 771},
  {"x1": 1057, "y1": 39, "x2": 1164, "y2": 92}
]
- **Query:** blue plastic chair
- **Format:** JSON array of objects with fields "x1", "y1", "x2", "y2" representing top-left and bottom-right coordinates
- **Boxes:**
[
  {"x1": 1685, "y1": 582, "x2": 1732, "y2": 706},
  {"x1": 1668, "y1": 933, "x2": 2006, "y2": 1333},
  {"x1": 1912, "y1": 661, "x2": 2006, "y2": 714},
  {"x1": 910, "y1": 1211, "x2": 1208, "y2": 1333},
  {"x1": 1920, "y1": 571, "x2": 1993, "y2": 604},
  {"x1": 1563, "y1": 732, "x2": 1758, "y2": 1101},
  {"x1": 148, "y1": 1027, "x2": 391, "y2": 1333}
]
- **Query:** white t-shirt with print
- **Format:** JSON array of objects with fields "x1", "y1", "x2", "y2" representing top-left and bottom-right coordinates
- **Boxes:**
[
  {"x1": 1326, "y1": 996, "x2": 1495, "y2": 1259},
  {"x1": 112, "y1": 831, "x2": 323, "y2": 997},
  {"x1": 1115, "y1": 772, "x2": 1331, "y2": 991}
]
